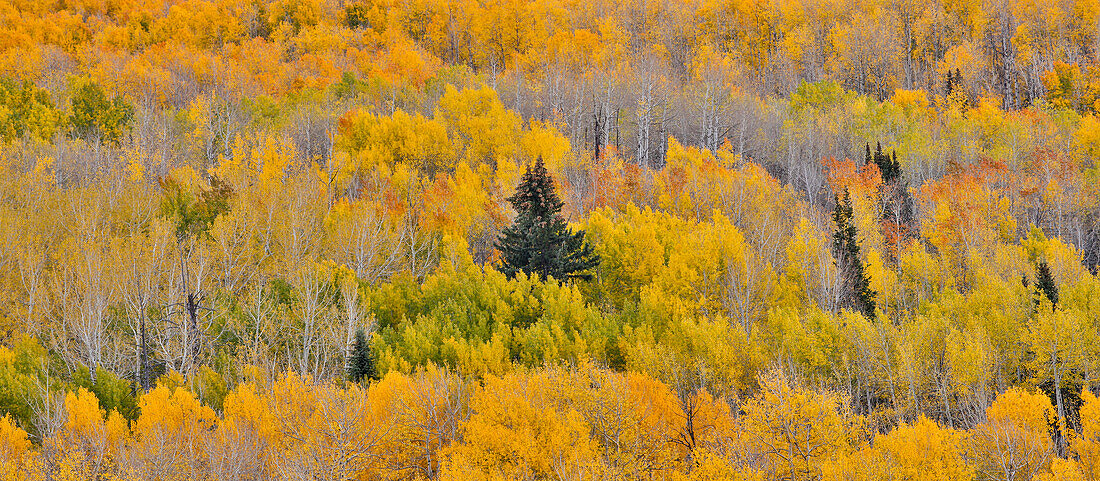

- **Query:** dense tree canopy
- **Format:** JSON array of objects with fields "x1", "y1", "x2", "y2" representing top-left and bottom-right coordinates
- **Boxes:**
[{"x1": 1, "y1": 0, "x2": 1100, "y2": 479}]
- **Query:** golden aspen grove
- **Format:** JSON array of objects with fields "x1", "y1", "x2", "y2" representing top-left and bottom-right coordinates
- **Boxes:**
[{"x1": 4, "y1": 0, "x2": 1100, "y2": 479}]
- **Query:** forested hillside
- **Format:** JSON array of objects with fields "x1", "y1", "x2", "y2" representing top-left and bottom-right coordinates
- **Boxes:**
[{"x1": 2, "y1": 0, "x2": 1100, "y2": 478}]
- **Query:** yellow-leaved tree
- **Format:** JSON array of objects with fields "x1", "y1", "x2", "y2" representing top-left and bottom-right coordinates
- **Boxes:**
[
  {"x1": 737, "y1": 371, "x2": 852, "y2": 480},
  {"x1": 969, "y1": 387, "x2": 1056, "y2": 481},
  {"x1": 824, "y1": 416, "x2": 973, "y2": 480},
  {"x1": 0, "y1": 414, "x2": 36, "y2": 480}
]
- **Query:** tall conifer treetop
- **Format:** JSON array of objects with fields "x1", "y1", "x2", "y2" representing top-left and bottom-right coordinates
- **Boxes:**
[
  {"x1": 347, "y1": 328, "x2": 377, "y2": 383},
  {"x1": 496, "y1": 158, "x2": 600, "y2": 281},
  {"x1": 832, "y1": 190, "x2": 877, "y2": 319},
  {"x1": 1035, "y1": 260, "x2": 1059, "y2": 309}
]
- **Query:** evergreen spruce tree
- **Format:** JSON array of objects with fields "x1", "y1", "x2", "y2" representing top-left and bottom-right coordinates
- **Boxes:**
[
  {"x1": 833, "y1": 190, "x2": 877, "y2": 318},
  {"x1": 865, "y1": 142, "x2": 901, "y2": 184},
  {"x1": 872, "y1": 142, "x2": 901, "y2": 184},
  {"x1": 1035, "y1": 260, "x2": 1059, "y2": 309},
  {"x1": 864, "y1": 142, "x2": 913, "y2": 261},
  {"x1": 946, "y1": 68, "x2": 967, "y2": 107},
  {"x1": 496, "y1": 158, "x2": 600, "y2": 281},
  {"x1": 347, "y1": 328, "x2": 377, "y2": 383}
]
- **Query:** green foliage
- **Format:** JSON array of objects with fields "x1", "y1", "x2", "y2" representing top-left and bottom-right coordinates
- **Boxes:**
[
  {"x1": 243, "y1": 94, "x2": 283, "y2": 128},
  {"x1": 945, "y1": 69, "x2": 959, "y2": 97},
  {"x1": 497, "y1": 158, "x2": 600, "y2": 282},
  {"x1": 191, "y1": 365, "x2": 229, "y2": 412},
  {"x1": 71, "y1": 366, "x2": 139, "y2": 420},
  {"x1": 945, "y1": 68, "x2": 968, "y2": 107},
  {"x1": 347, "y1": 328, "x2": 377, "y2": 383},
  {"x1": 832, "y1": 190, "x2": 876, "y2": 318},
  {"x1": 1035, "y1": 261, "x2": 1059, "y2": 309},
  {"x1": 1038, "y1": 373, "x2": 1084, "y2": 426},
  {"x1": 0, "y1": 78, "x2": 62, "y2": 142},
  {"x1": 332, "y1": 72, "x2": 364, "y2": 99},
  {"x1": 158, "y1": 175, "x2": 235, "y2": 241},
  {"x1": 371, "y1": 264, "x2": 615, "y2": 376},
  {"x1": 68, "y1": 78, "x2": 134, "y2": 145},
  {"x1": 343, "y1": 3, "x2": 384, "y2": 31},
  {"x1": 791, "y1": 80, "x2": 853, "y2": 111},
  {"x1": 866, "y1": 142, "x2": 901, "y2": 184},
  {"x1": 0, "y1": 337, "x2": 48, "y2": 434}
]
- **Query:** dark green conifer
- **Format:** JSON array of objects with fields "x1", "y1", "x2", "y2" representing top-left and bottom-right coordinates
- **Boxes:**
[
  {"x1": 1035, "y1": 260, "x2": 1059, "y2": 309},
  {"x1": 833, "y1": 190, "x2": 877, "y2": 319},
  {"x1": 865, "y1": 142, "x2": 898, "y2": 184},
  {"x1": 496, "y1": 157, "x2": 600, "y2": 281},
  {"x1": 347, "y1": 328, "x2": 377, "y2": 383}
]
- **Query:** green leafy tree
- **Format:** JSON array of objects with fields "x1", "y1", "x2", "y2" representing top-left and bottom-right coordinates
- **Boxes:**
[
  {"x1": 0, "y1": 337, "x2": 48, "y2": 436},
  {"x1": 0, "y1": 78, "x2": 62, "y2": 142},
  {"x1": 69, "y1": 79, "x2": 134, "y2": 145},
  {"x1": 833, "y1": 190, "x2": 876, "y2": 318},
  {"x1": 347, "y1": 328, "x2": 377, "y2": 383},
  {"x1": 159, "y1": 175, "x2": 235, "y2": 241},
  {"x1": 496, "y1": 158, "x2": 600, "y2": 281},
  {"x1": 71, "y1": 365, "x2": 139, "y2": 420}
]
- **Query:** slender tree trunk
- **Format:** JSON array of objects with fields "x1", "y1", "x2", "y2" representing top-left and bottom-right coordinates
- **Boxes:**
[
  {"x1": 187, "y1": 292, "x2": 200, "y2": 374},
  {"x1": 139, "y1": 313, "x2": 149, "y2": 390},
  {"x1": 1054, "y1": 357, "x2": 1066, "y2": 454}
]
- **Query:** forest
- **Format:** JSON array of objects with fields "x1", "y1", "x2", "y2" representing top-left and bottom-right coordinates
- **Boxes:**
[{"x1": 1, "y1": 0, "x2": 1100, "y2": 479}]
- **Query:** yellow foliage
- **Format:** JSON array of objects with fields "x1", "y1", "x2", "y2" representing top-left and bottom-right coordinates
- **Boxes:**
[
  {"x1": 868, "y1": 416, "x2": 972, "y2": 480},
  {"x1": 1034, "y1": 458, "x2": 1086, "y2": 481},
  {"x1": 520, "y1": 120, "x2": 571, "y2": 172},
  {"x1": 739, "y1": 371, "x2": 851, "y2": 480},
  {"x1": 441, "y1": 370, "x2": 603, "y2": 479},
  {"x1": 1074, "y1": 389, "x2": 1100, "y2": 479},
  {"x1": 970, "y1": 387, "x2": 1056, "y2": 481},
  {"x1": 0, "y1": 415, "x2": 30, "y2": 469},
  {"x1": 129, "y1": 385, "x2": 218, "y2": 478},
  {"x1": 435, "y1": 85, "x2": 522, "y2": 170},
  {"x1": 892, "y1": 89, "x2": 931, "y2": 118},
  {"x1": 63, "y1": 388, "x2": 105, "y2": 438}
]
